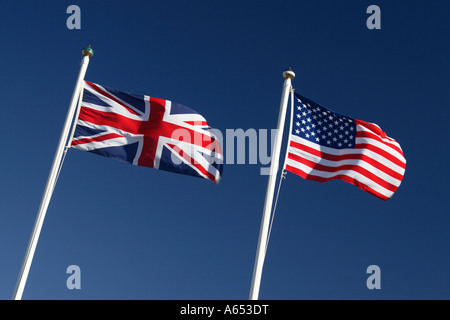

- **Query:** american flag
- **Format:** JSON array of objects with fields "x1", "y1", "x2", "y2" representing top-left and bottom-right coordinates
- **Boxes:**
[
  {"x1": 285, "y1": 92, "x2": 406, "y2": 200},
  {"x1": 71, "y1": 81, "x2": 223, "y2": 183}
]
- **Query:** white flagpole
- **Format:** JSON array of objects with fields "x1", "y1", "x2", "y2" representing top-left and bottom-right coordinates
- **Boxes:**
[
  {"x1": 249, "y1": 68, "x2": 295, "y2": 300},
  {"x1": 12, "y1": 46, "x2": 94, "y2": 300}
]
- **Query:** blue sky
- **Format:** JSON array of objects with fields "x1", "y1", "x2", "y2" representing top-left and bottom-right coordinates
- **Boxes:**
[{"x1": 0, "y1": 0, "x2": 448, "y2": 300}]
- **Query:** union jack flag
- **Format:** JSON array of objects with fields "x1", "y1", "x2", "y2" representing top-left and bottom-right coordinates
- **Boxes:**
[{"x1": 71, "y1": 81, "x2": 223, "y2": 183}]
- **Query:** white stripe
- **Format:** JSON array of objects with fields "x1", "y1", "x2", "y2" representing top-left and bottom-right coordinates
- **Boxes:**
[
  {"x1": 81, "y1": 100, "x2": 144, "y2": 121},
  {"x1": 163, "y1": 101, "x2": 215, "y2": 138},
  {"x1": 84, "y1": 83, "x2": 150, "y2": 120},
  {"x1": 356, "y1": 123, "x2": 403, "y2": 152},
  {"x1": 285, "y1": 157, "x2": 394, "y2": 199},
  {"x1": 355, "y1": 135, "x2": 405, "y2": 164},
  {"x1": 76, "y1": 120, "x2": 141, "y2": 138},
  {"x1": 289, "y1": 135, "x2": 405, "y2": 175},
  {"x1": 154, "y1": 138, "x2": 220, "y2": 181},
  {"x1": 288, "y1": 146, "x2": 402, "y2": 187},
  {"x1": 73, "y1": 135, "x2": 135, "y2": 151}
]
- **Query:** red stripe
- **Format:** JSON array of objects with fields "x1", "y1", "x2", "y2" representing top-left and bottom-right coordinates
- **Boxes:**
[
  {"x1": 289, "y1": 140, "x2": 404, "y2": 180},
  {"x1": 71, "y1": 133, "x2": 123, "y2": 146},
  {"x1": 290, "y1": 139, "x2": 405, "y2": 170},
  {"x1": 287, "y1": 152, "x2": 399, "y2": 192},
  {"x1": 85, "y1": 81, "x2": 141, "y2": 116},
  {"x1": 168, "y1": 144, "x2": 217, "y2": 183},
  {"x1": 79, "y1": 106, "x2": 222, "y2": 152},
  {"x1": 354, "y1": 143, "x2": 405, "y2": 169},
  {"x1": 285, "y1": 164, "x2": 390, "y2": 201},
  {"x1": 356, "y1": 129, "x2": 404, "y2": 156},
  {"x1": 78, "y1": 106, "x2": 144, "y2": 135},
  {"x1": 354, "y1": 119, "x2": 386, "y2": 137},
  {"x1": 184, "y1": 120, "x2": 209, "y2": 126}
]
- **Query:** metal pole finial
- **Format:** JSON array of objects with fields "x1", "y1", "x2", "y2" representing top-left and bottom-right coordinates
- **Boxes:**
[
  {"x1": 283, "y1": 67, "x2": 295, "y2": 80},
  {"x1": 82, "y1": 45, "x2": 94, "y2": 58}
]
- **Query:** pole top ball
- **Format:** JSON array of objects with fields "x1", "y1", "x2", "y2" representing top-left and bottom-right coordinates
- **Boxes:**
[
  {"x1": 283, "y1": 67, "x2": 295, "y2": 80},
  {"x1": 82, "y1": 45, "x2": 94, "y2": 57}
]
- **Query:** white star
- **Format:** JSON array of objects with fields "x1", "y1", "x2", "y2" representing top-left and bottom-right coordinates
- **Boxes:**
[
  {"x1": 305, "y1": 133, "x2": 310, "y2": 138},
  {"x1": 295, "y1": 129, "x2": 300, "y2": 134},
  {"x1": 295, "y1": 121, "x2": 300, "y2": 126}
]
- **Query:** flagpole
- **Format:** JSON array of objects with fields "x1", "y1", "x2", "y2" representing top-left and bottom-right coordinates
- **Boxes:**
[
  {"x1": 12, "y1": 46, "x2": 94, "y2": 300},
  {"x1": 249, "y1": 68, "x2": 295, "y2": 300}
]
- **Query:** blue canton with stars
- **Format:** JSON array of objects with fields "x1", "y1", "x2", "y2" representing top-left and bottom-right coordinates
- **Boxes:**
[{"x1": 292, "y1": 93, "x2": 356, "y2": 149}]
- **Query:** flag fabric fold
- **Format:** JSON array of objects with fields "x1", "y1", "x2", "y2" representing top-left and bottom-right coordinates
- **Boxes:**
[
  {"x1": 71, "y1": 81, "x2": 223, "y2": 183},
  {"x1": 285, "y1": 92, "x2": 406, "y2": 200}
]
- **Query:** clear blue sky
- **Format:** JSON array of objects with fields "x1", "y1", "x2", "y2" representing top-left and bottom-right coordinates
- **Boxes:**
[{"x1": 0, "y1": 0, "x2": 448, "y2": 300}]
